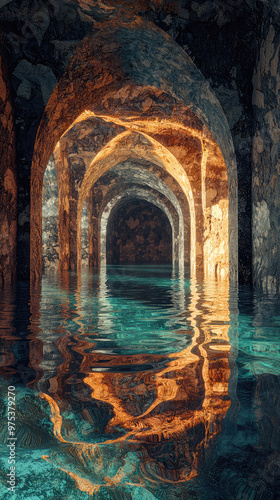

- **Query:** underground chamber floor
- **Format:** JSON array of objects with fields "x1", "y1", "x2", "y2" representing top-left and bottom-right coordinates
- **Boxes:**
[{"x1": 1, "y1": 266, "x2": 280, "y2": 499}]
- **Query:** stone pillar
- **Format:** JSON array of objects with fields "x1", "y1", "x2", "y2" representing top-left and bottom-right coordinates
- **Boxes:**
[
  {"x1": 42, "y1": 156, "x2": 59, "y2": 270},
  {"x1": 81, "y1": 198, "x2": 89, "y2": 265},
  {"x1": 69, "y1": 199, "x2": 78, "y2": 271},
  {"x1": 88, "y1": 188, "x2": 99, "y2": 268},
  {"x1": 203, "y1": 141, "x2": 229, "y2": 279},
  {"x1": 252, "y1": 19, "x2": 280, "y2": 292},
  {"x1": 0, "y1": 53, "x2": 17, "y2": 286},
  {"x1": 56, "y1": 148, "x2": 70, "y2": 272},
  {"x1": 69, "y1": 154, "x2": 86, "y2": 271}
]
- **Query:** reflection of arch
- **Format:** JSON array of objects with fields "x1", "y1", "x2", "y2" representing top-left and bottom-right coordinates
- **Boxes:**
[
  {"x1": 31, "y1": 271, "x2": 232, "y2": 490},
  {"x1": 30, "y1": 11, "x2": 237, "y2": 281},
  {"x1": 100, "y1": 187, "x2": 183, "y2": 269},
  {"x1": 76, "y1": 130, "x2": 196, "y2": 274}
]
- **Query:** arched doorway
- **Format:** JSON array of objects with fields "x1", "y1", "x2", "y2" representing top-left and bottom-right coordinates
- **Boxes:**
[{"x1": 30, "y1": 11, "x2": 236, "y2": 282}]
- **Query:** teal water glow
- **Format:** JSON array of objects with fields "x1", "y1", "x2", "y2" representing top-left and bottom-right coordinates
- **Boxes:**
[{"x1": 0, "y1": 265, "x2": 280, "y2": 499}]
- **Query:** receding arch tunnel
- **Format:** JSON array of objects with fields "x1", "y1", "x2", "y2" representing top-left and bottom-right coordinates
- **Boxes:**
[
  {"x1": 30, "y1": 9, "x2": 237, "y2": 282},
  {"x1": 106, "y1": 198, "x2": 173, "y2": 265},
  {"x1": 34, "y1": 8, "x2": 236, "y2": 282}
]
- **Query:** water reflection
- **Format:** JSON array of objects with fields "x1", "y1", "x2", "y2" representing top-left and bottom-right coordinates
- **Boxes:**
[{"x1": 0, "y1": 268, "x2": 280, "y2": 498}]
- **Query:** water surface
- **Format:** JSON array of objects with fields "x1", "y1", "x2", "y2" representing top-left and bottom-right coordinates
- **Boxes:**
[{"x1": 0, "y1": 266, "x2": 280, "y2": 499}]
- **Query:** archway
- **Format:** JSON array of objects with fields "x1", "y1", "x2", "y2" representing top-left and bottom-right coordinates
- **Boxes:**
[
  {"x1": 76, "y1": 130, "x2": 197, "y2": 275},
  {"x1": 86, "y1": 163, "x2": 188, "y2": 270},
  {"x1": 101, "y1": 188, "x2": 180, "y2": 267},
  {"x1": 30, "y1": 11, "x2": 236, "y2": 281}
]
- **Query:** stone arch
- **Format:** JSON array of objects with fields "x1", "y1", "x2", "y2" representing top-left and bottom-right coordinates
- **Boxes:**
[
  {"x1": 30, "y1": 11, "x2": 237, "y2": 281},
  {"x1": 85, "y1": 161, "x2": 190, "y2": 270},
  {"x1": 76, "y1": 130, "x2": 197, "y2": 275},
  {"x1": 100, "y1": 187, "x2": 183, "y2": 269}
]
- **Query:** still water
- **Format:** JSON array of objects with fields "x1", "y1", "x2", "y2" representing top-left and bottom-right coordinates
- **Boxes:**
[{"x1": 0, "y1": 266, "x2": 280, "y2": 499}]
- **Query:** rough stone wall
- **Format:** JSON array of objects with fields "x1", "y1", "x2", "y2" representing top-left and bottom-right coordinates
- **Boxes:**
[
  {"x1": 0, "y1": 51, "x2": 16, "y2": 285},
  {"x1": 107, "y1": 199, "x2": 172, "y2": 264},
  {"x1": 0, "y1": 0, "x2": 90, "y2": 278},
  {"x1": 252, "y1": 17, "x2": 280, "y2": 292},
  {"x1": 81, "y1": 200, "x2": 88, "y2": 263}
]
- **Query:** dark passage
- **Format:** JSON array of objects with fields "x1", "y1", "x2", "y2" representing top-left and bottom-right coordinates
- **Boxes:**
[{"x1": 106, "y1": 199, "x2": 172, "y2": 264}]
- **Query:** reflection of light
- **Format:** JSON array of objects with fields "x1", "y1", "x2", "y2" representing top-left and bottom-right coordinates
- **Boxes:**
[
  {"x1": 170, "y1": 268, "x2": 185, "y2": 312},
  {"x1": 98, "y1": 265, "x2": 114, "y2": 335},
  {"x1": 30, "y1": 267, "x2": 235, "y2": 495},
  {"x1": 40, "y1": 276, "x2": 231, "y2": 486}
]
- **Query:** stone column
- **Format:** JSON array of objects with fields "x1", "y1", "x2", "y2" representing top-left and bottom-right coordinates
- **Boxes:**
[
  {"x1": 56, "y1": 147, "x2": 70, "y2": 272},
  {"x1": 252, "y1": 19, "x2": 280, "y2": 292},
  {"x1": 88, "y1": 188, "x2": 99, "y2": 268},
  {"x1": 69, "y1": 154, "x2": 86, "y2": 271},
  {"x1": 0, "y1": 53, "x2": 17, "y2": 286}
]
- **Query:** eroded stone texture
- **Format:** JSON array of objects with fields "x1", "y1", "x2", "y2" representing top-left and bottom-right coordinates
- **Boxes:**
[
  {"x1": 0, "y1": 52, "x2": 16, "y2": 286},
  {"x1": 252, "y1": 19, "x2": 280, "y2": 292}
]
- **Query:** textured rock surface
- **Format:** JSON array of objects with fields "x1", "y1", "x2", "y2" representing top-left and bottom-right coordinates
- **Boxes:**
[
  {"x1": 252, "y1": 19, "x2": 280, "y2": 292},
  {"x1": 81, "y1": 201, "x2": 89, "y2": 264},
  {"x1": 0, "y1": 51, "x2": 16, "y2": 285},
  {"x1": 107, "y1": 199, "x2": 172, "y2": 264}
]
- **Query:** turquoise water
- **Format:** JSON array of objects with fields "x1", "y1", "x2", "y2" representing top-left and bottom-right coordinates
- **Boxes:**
[{"x1": 0, "y1": 266, "x2": 280, "y2": 499}]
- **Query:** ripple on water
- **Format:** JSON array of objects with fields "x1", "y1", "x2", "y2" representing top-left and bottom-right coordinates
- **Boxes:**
[{"x1": 0, "y1": 266, "x2": 280, "y2": 499}]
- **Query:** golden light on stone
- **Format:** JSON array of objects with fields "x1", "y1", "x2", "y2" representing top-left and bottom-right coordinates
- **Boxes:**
[
  {"x1": 41, "y1": 112, "x2": 229, "y2": 279},
  {"x1": 29, "y1": 16, "x2": 237, "y2": 281}
]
